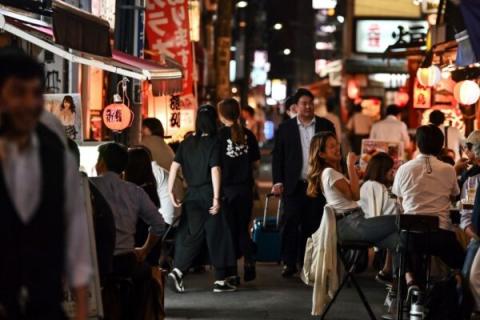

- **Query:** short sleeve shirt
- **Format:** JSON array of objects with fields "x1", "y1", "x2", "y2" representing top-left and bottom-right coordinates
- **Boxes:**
[
  {"x1": 174, "y1": 134, "x2": 220, "y2": 187},
  {"x1": 218, "y1": 126, "x2": 261, "y2": 188},
  {"x1": 321, "y1": 168, "x2": 359, "y2": 213},
  {"x1": 392, "y1": 154, "x2": 460, "y2": 230}
]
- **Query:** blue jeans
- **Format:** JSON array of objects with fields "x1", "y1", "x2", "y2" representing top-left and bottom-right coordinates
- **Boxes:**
[{"x1": 462, "y1": 238, "x2": 480, "y2": 278}]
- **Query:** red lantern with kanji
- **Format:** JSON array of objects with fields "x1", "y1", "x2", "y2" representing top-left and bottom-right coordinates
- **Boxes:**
[{"x1": 103, "y1": 103, "x2": 134, "y2": 132}]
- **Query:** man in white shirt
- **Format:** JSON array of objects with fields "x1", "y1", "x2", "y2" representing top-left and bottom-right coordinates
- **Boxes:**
[
  {"x1": 0, "y1": 48, "x2": 91, "y2": 319},
  {"x1": 429, "y1": 109, "x2": 463, "y2": 160},
  {"x1": 323, "y1": 98, "x2": 342, "y2": 143},
  {"x1": 370, "y1": 104, "x2": 411, "y2": 152},
  {"x1": 392, "y1": 125, "x2": 464, "y2": 284}
]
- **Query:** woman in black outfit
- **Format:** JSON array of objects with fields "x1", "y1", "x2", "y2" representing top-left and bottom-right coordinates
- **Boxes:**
[
  {"x1": 167, "y1": 105, "x2": 237, "y2": 293},
  {"x1": 218, "y1": 98, "x2": 261, "y2": 282},
  {"x1": 125, "y1": 146, "x2": 162, "y2": 266}
]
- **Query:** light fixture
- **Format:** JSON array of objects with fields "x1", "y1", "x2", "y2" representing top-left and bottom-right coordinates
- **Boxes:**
[
  {"x1": 454, "y1": 80, "x2": 480, "y2": 105},
  {"x1": 236, "y1": 1, "x2": 248, "y2": 8},
  {"x1": 416, "y1": 65, "x2": 441, "y2": 87},
  {"x1": 232, "y1": 87, "x2": 238, "y2": 94},
  {"x1": 337, "y1": 15, "x2": 344, "y2": 23},
  {"x1": 230, "y1": 46, "x2": 237, "y2": 52},
  {"x1": 273, "y1": 23, "x2": 283, "y2": 30},
  {"x1": 283, "y1": 48, "x2": 291, "y2": 55}
]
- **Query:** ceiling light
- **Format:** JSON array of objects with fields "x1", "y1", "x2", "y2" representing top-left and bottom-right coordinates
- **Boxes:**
[
  {"x1": 273, "y1": 23, "x2": 283, "y2": 30},
  {"x1": 283, "y1": 48, "x2": 291, "y2": 55},
  {"x1": 337, "y1": 15, "x2": 344, "y2": 23}
]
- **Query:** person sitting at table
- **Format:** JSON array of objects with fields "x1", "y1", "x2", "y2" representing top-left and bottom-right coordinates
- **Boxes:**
[
  {"x1": 306, "y1": 132, "x2": 401, "y2": 253},
  {"x1": 392, "y1": 125, "x2": 464, "y2": 289},
  {"x1": 358, "y1": 152, "x2": 399, "y2": 285},
  {"x1": 91, "y1": 143, "x2": 165, "y2": 318},
  {"x1": 459, "y1": 131, "x2": 480, "y2": 316}
]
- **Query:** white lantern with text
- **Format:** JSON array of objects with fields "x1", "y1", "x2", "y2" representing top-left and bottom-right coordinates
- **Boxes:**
[
  {"x1": 454, "y1": 80, "x2": 480, "y2": 105},
  {"x1": 416, "y1": 65, "x2": 441, "y2": 87}
]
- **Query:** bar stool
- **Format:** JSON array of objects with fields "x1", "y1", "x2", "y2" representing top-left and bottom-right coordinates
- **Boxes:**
[
  {"x1": 395, "y1": 214, "x2": 439, "y2": 320},
  {"x1": 320, "y1": 239, "x2": 377, "y2": 320}
]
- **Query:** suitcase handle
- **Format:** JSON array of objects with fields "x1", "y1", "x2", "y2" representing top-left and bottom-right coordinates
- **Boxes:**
[{"x1": 263, "y1": 193, "x2": 282, "y2": 228}]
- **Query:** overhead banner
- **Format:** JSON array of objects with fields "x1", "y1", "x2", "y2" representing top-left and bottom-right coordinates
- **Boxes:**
[{"x1": 146, "y1": 0, "x2": 197, "y2": 118}]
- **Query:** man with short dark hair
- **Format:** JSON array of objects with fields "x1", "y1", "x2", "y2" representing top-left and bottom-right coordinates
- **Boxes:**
[
  {"x1": 283, "y1": 96, "x2": 297, "y2": 120},
  {"x1": 393, "y1": 125, "x2": 464, "y2": 285},
  {"x1": 0, "y1": 48, "x2": 91, "y2": 319},
  {"x1": 272, "y1": 88, "x2": 336, "y2": 277},
  {"x1": 370, "y1": 104, "x2": 411, "y2": 152},
  {"x1": 429, "y1": 109, "x2": 463, "y2": 160},
  {"x1": 91, "y1": 142, "x2": 165, "y2": 318}
]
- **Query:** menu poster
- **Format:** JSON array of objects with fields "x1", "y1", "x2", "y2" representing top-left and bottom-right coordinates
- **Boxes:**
[
  {"x1": 360, "y1": 139, "x2": 404, "y2": 171},
  {"x1": 63, "y1": 177, "x2": 103, "y2": 319}
]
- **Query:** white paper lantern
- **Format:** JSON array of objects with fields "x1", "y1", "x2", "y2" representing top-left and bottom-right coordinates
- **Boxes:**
[
  {"x1": 453, "y1": 80, "x2": 480, "y2": 105},
  {"x1": 416, "y1": 65, "x2": 441, "y2": 87}
]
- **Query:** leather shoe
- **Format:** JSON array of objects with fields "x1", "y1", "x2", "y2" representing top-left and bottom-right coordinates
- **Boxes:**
[{"x1": 281, "y1": 265, "x2": 297, "y2": 278}]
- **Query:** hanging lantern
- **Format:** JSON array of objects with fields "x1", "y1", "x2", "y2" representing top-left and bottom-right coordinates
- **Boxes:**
[
  {"x1": 347, "y1": 80, "x2": 359, "y2": 99},
  {"x1": 416, "y1": 65, "x2": 441, "y2": 87},
  {"x1": 453, "y1": 80, "x2": 480, "y2": 105},
  {"x1": 103, "y1": 103, "x2": 134, "y2": 131},
  {"x1": 395, "y1": 90, "x2": 409, "y2": 107}
]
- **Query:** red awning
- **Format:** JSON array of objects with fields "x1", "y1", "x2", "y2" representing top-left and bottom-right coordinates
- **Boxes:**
[{"x1": 0, "y1": 7, "x2": 183, "y2": 96}]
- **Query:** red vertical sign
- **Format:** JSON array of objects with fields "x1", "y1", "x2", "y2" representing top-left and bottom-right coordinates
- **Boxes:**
[{"x1": 146, "y1": 0, "x2": 197, "y2": 129}]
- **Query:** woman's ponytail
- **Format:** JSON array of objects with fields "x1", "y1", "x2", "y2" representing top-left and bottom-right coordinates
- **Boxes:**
[
  {"x1": 218, "y1": 98, "x2": 246, "y2": 145},
  {"x1": 231, "y1": 121, "x2": 246, "y2": 145}
]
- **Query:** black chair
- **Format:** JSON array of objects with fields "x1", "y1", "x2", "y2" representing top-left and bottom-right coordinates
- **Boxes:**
[
  {"x1": 395, "y1": 214, "x2": 439, "y2": 320},
  {"x1": 320, "y1": 240, "x2": 377, "y2": 320}
]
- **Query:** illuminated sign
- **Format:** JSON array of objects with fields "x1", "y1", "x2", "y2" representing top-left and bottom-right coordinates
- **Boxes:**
[
  {"x1": 355, "y1": 19, "x2": 428, "y2": 53},
  {"x1": 312, "y1": 0, "x2": 337, "y2": 9}
]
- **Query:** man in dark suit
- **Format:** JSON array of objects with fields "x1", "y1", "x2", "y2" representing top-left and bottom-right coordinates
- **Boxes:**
[{"x1": 272, "y1": 88, "x2": 336, "y2": 277}]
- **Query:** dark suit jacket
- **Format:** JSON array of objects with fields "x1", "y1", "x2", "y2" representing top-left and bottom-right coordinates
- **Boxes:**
[{"x1": 272, "y1": 116, "x2": 336, "y2": 196}]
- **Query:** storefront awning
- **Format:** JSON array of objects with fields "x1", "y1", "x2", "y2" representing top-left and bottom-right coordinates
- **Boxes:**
[{"x1": 0, "y1": 8, "x2": 183, "y2": 95}]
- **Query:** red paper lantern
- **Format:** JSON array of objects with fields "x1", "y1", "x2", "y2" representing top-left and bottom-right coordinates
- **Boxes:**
[
  {"x1": 395, "y1": 91, "x2": 409, "y2": 107},
  {"x1": 103, "y1": 103, "x2": 134, "y2": 132}
]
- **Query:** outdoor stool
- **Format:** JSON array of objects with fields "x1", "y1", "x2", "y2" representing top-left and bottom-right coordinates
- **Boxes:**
[
  {"x1": 320, "y1": 240, "x2": 377, "y2": 320},
  {"x1": 395, "y1": 215, "x2": 439, "y2": 320}
]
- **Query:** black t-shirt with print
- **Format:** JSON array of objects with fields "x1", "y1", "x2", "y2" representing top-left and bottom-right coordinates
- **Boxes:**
[
  {"x1": 218, "y1": 126, "x2": 261, "y2": 189},
  {"x1": 174, "y1": 134, "x2": 220, "y2": 188}
]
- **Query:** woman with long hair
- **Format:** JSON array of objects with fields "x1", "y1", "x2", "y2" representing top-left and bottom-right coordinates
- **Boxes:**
[
  {"x1": 125, "y1": 147, "x2": 161, "y2": 266},
  {"x1": 167, "y1": 105, "x2": 236, "y2": 293},
  {"x1": 59, "y1": 95, "x2": 77, "y2": 139},
  {"x1": 217, "y1": 98, "x2": 261, "y2": 283},
  {"x1": 359, "y1": 152, "x2": 399, "y2": 284},
  {"x1": 306, "y1": 132, "x2": 400, "y2": 254}
]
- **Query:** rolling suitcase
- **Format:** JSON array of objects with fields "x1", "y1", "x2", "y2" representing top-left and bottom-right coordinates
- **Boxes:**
[{"x1": 252, "y1": 193, "x2": 282, "y2": 262}]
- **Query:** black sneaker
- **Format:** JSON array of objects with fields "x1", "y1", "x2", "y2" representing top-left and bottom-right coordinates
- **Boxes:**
[
  {"x1": 213, "y1": 281, "x2": 237, "y2": 293},
  {"x1": 167, "y1": 269, "x2": 185, "y2": 293},
  {"x1": 226, "y1": 275, "x2": 241, "y2": 286},
  {"x1": 244, "y1": 264, "x2": 256, "y2": 282}
]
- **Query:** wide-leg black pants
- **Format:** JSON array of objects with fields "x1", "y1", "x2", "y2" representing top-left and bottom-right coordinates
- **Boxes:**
[{"x1": 173, "y1": 186, "x2": 236, "y2": 280}]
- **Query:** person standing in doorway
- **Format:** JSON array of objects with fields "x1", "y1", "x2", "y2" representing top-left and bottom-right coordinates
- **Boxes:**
[
  {"x1": 272, "y1": 88, "x2": 336, "y2": 277},
  {"x1": 347, "y1": 103, "x2": 372, "y2": 155},
  {"x1": 167, "y1": 105, "x2": 237, "y2": 293},
  {"x1": 218, "y1": 98, "x2": 261, "y2": 283},
  {"x1": 0, "y1": 48, "x2": 91, "y2": 319}
]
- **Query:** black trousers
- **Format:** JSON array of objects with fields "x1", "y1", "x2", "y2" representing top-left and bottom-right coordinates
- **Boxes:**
[
  {"x1": 173, "y1": 186, "x2": 236, "y2": 280},
  {"x1": 223, "y1": 186, "x2": 255, "y2": 265},
  {"x1": 281, "y1": 181, "x2": 326, "y2": 267},
  {"x1": 406, "y1": 229, "x2": 465, "y2": 286}
]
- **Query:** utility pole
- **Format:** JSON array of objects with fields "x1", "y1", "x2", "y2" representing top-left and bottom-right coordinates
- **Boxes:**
[{"x1": 214, "y1": 0, "x2": 233, "y2": 101}]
